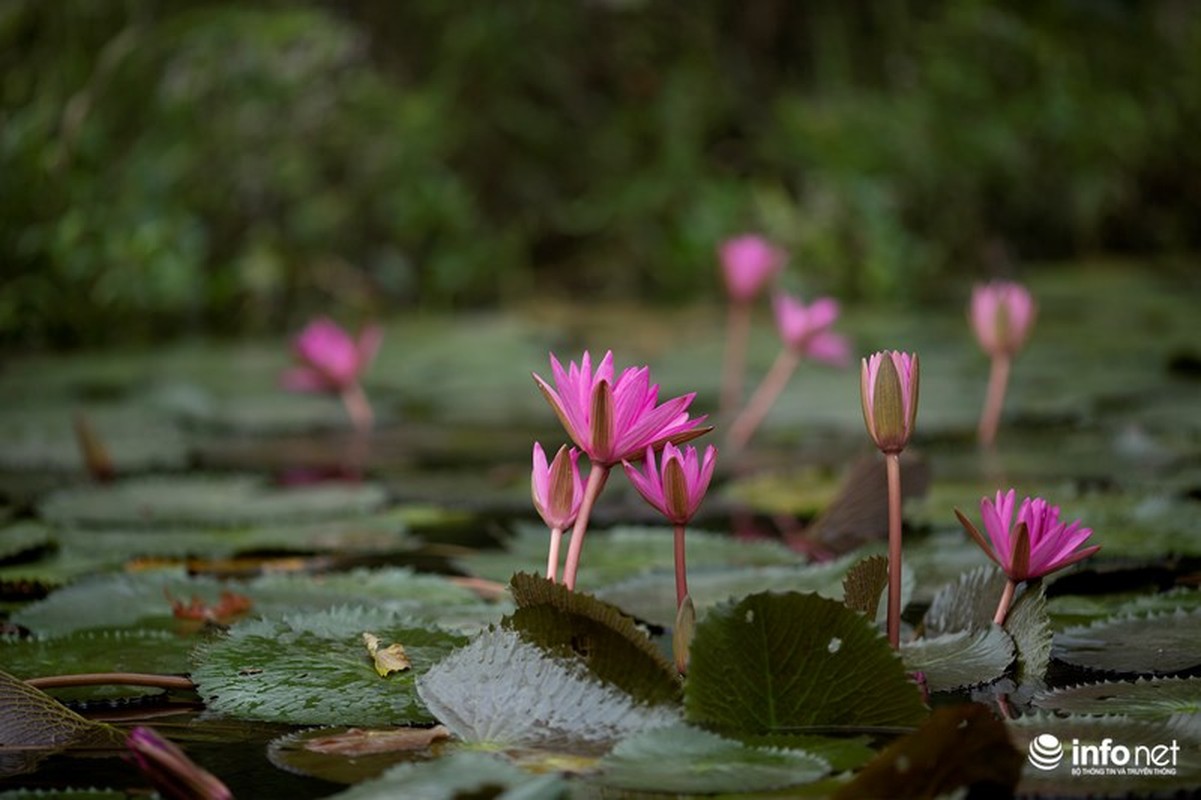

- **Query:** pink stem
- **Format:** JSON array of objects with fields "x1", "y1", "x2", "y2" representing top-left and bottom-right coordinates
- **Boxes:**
[
  {"x1": 562, "y1": 465, "x2": 610, "y2": 590},
  {"x1": 886, "y1": 452, "x2": 903, "y2": 649},
  {"x1": 340, "y1": 383, "x2": 375, "y2": 432},
  {"x1": 978, "y1": 354, "x2": 1011, "y2": 447},
  {"x1": 993, "y1": 578, "x2": 1017, "y2": 626},
  {"x1": 546, "y1": 527, "x2": 563, "y2": 582},
  {"x1": 721, "y1": 302, "x2": 752, "y2": 416},
  {"x1": 727, "y1": 349, "x2": 800, "y2": 451},
  {"x1": 673, "y1": 523, "x2": 689, "y2": 609}
]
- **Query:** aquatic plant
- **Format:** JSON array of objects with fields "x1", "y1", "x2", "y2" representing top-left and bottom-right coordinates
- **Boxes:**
[
  {"x1": 718, "y1": 235, "x2": 786, "y2": 415},
  {"x1": 282, "y1": 316, "x2": 382, "y2": 432},
  {"x1": 530, "y1": 443, "x2": 583, "y2": 582},
  {"x1": 126, "y1": 725, "x2": 232, "y2": 800},
  {"x1": 970, "y1": 281, "x2": 1036, "y2": 447},
  {"x1": 860, "y1": 350, "x2": 920, "y2": 648}
]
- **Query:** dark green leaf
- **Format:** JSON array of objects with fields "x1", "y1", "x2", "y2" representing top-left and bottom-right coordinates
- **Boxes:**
[
  {"x1": 1054, "y1": 608, "x2": 1201, "y2": 675},
  {"x1": 1034, "y1": 677, "x2": 1201, "y2": 719},
  {"x1": 901, "y1": 627, "x2": 1015, "y2": 692}
]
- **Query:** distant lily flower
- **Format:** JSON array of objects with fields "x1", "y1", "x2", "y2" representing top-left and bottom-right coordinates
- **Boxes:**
[
  {"x1": 282, "y1": 317, "x2": 382, "y2": 431},
  {"x1": 719, "y1": 235, "x2": 787, "y2": 415},
  {"x1": 860, "y1": 350, "x2": 920, "y2": 649},
  {"x1": 532, "y1": 442, "x2": 584, "y2": 582},
  {"x1": 126, "y1": 726, "x2": 233, "y2": 800},
  {"x1": 624, "y1": 443, "x2": 717, "y2": 610},
  {"x1": 726, "y1": 293, "x2": 850, "y2": 451},
  {"x1": 971, "y1": 281, "x2": 1037, "y2": 447},
  {"x1": 957, "y1": 489, "x2": 1099, "y2": 625},
  {"x1": 533, "y1": 350, "x2": 711, "y2": 590}
]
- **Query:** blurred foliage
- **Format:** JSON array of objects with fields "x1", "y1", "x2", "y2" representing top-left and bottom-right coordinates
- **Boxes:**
[{"x1": 2, "y1": 0, "x2": 1200, "y2": 345}]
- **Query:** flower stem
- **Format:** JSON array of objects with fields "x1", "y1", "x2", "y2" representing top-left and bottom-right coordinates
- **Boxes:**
[
  {"x1": 993, "y1": 578, "x2": 1017, "y2": 626},
  {"x1": 727, "y1": 349, "x2": 800, "y2": 451},
  {"x1": 886, "y1": 452, "x2": 903, "y2": 649},
  {"x1": 673, "y1": 523, "x2": 689, "y2": 609},
  {"x1": 26, "y1": 673, "x2": 196, "y2": 691},
  {"x1": 562, "y1": 465, "x2": 610, "y2": 590},
  {"x1": 340, "y1": 382, "x2": 375, "y2": 432},
  {"x1": 721, "y1": 302, "x2": 752, "y2": 416},
  {"x1": 546, "y1": 527, "x2": 563, "y2": 582},
  {"x1": 978, "y1": 354, "x2": 1011, "y2": 447}
]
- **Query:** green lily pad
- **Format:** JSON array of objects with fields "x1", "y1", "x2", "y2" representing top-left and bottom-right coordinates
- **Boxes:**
[
  {"x1": 1053, "y1": 608, "x2": 1201, "y2": 675},
  {"x1": 740, "y1": 734, "x2": 877, "y2": 772},
  {"x1": 325, "y1": 750, "x2": 566, "y2": 800},
  {"x1": 594, "y1": 723, "x2": 829, "y2": 794},
  {"x1": 684, "y1": 592, "x2": 928, "y2": 736},
  {"x1": 415, "y1": 628, "x2": 680, "y2": 749},
  {"x1": 267, "y1": 725, "x2": 453, "y2": 785},
  {"x1": 39, "y1": 475, "x2": 388, "y2": 529},
  {"x1": 901, "y1": 627, "x2": 1015, "y2": 692},
  {"x1": 1035, "y1": 677, "x2": 1201, "y2": 719},
  {"x1": 0, "y1": 523, "x2": 52, "y2": 563},
  {"x1": 0, "y1": 404, "x2": 188, "y2": 473},
  {"x1": 192, "y1": 607, "x2": 466, "y2": 726}
]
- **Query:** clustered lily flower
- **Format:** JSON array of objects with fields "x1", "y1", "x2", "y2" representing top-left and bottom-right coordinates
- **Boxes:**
[
  {"x1": 282, "y1": 317, "x2": 382, "y2": 432},
  {"x1": 126, "y1": 726, "x2": 232, "y2": 800},
  {"x1": 531, "y1": 442, "x2": 584, "y2": 582},
  {"x1": 718, "y1": 235, "x2": 787, "y2": 415},
  {"x1": 533, "y1": 350, "x2": 711, "y2": 590},
  {"x1": 860, "y1": 350, "x2": 920, "y2": 649},
  {"x1": 970, "y1": 281, "x2": 1036, "y2": 447},
  {"x1": 727, "y1": 292, "x2": 850, "y2": 450},
  {"x1": 957, "y1": 489, "x2": 1099, "y2": 625}
]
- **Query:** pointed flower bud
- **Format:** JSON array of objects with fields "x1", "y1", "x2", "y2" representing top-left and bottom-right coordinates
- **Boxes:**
[
  {"x1": 956, "y1": 489, "x2": 1099, "y2": 582},
  {"x1": 126, "y1": 726, "x2": 233, "y2": 800},
  {"x1": 860, "y1": 350, "x2": 919, "y2": 454},
  {"x1": 531, "y1": 443, "x2": 583, "y2": 531},
  {"x1": 719, "y1": 235, "x2": 787, "y2": 303},
  {"x1": 281, "y1": 317, "x2": 382, "y2": 394},
  {"x1": 971, "y1": 281, "x2": 1036, "y2": 358},
  {"x1": 772, "y1": 293, "x2": 851, "y2": 366},
  {"x1": 622, "y1": 443, "x2": 717, "y2": 525}
]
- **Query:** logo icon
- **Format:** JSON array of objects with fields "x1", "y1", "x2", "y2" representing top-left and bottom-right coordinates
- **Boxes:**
[{"x1": 1028, "y1": 734, "x2": 1064, "y2": 771}]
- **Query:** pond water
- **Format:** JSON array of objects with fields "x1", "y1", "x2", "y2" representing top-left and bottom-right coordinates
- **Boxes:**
[{"x1": 1, "y1": 263, "x2": 1199, "y2": 797}]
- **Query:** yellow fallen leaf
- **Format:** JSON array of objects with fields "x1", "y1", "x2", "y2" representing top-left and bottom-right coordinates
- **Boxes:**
[{"x1": 362, "y1": 632, "x2": 411, "y2": 677}]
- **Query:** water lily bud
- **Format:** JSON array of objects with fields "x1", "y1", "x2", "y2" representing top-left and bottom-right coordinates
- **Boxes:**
[{"x1": 861, "y1": 351, "x2": 919, "y2": 454}]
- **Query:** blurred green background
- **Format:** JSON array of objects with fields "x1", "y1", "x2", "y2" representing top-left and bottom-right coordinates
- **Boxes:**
[{"x1": 3, "y1": 0, "x2": 1200, "y2": 347}]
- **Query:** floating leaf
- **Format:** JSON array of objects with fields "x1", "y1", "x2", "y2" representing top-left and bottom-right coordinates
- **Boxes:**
[
  {"x1": 39, "y1": 475, "x2": 387, "y2": 529},
  {"x1": 416, "y1": 628, "x2": 680, "y2": 749},
  {"x1": 1053, "y1": 608, "x2": 1201, "y2": 675},
  {"x1": 192, "y1": 607, "x2": 465, "y2": 726},
  {"x1": 833, "y1": 704, "x2": 1022, "y2": 799},
  {"x1": 843, "y1": 555, "x2": 889, "y2": 617},
  {"x1": 741, "y1": 734, "x2": 877, "y2": 772},
  {"x1": 594, "y1": 723, "x2": 829, "y2": 794},
  {"x1": 0, "y1": 523, "x2": 53, "y2": 564},
  {"x1": 325, "y1": 750, "x2": 566, "y2": 800},
  {"x1": 505, "y1": 573, "x2": 680, "y2": 706},
  {"x1": 1004, "y1": 582, "x2": 1052, "y2": 687},
  {"x1": 362, "y1": 633, "x2": 411, "y2": 677},
  {"x1": 1035, "y1": 677, "x2": 1201, "y2": 719},
  {"x1": 923, "y1": 565, "x2": 1007, "y2": 635},
  {"x1": 268, "y1": 726, "x2": 451, "y2": 785},
  {"x1": 684, "y1": 592, "x2": 927, "y2": 736},
  {"x1": 901, "y1": 627, "x2": 1015, "y2": 692},
  {"x1": 0, "y1": 404, "x2": 187, "y2": 473}
]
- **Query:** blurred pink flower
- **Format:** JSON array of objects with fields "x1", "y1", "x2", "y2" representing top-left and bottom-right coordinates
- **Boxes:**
[
  {"x1": 126, "y1": 726, "x2": 232, "y2": 800},
  {"x1": 958, "y1": 489, "x2": 1099, "y2": 582},
  {"x1": 282, "y1": 317, "x2": 382, "y2": 394},
  {"x1": 772, "y1": 293, "x2": 851, "y2": 366},
  {"x1": 533, "y1": 350, "x2": 710, "y2": 467},
  {"x1": 860, "y1": 350, "x2": 920, "y2": 454},
  {"x1": 623, "y1": 443, "x2": 717, "y2": 525},
  {"x1": 531, "y1": 442, "x2": 583, "y2": 531},
  {"x1": 719, "y1": 235, "x2": 787, "y2": 303},
  {"x1": 971, "y1": 281, "x2": 1036, "y2": 357}
]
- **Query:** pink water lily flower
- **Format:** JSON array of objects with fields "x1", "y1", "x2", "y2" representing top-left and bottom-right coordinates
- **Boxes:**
[
  {"x1": 623, "y1": 443, "x2": 717, "y2": 526},
  {"x1": 282, "y1": 317, "x2": 382, "y2": 394},
  {"x1": 860, "y1": 350, "x2": 920, "y2": 455},
  {"x1": 719, "y1": 235, "x2": 787, "y2": 303},
  {"x1": 533, "y1": 350, "x2": 710, "y2": 467},
  {"x1": 959, "y1": 489, "x2": 1099, "y2": 583},
  {"x1": 772, "y1": 293, "x2": 851, "y2": 366},
  {"x1": 971, "y1": 281, "x2": 1036, "y2": 357},
  {"x1": 127, "y1": 726, "x2": 233, "y2": 800}
]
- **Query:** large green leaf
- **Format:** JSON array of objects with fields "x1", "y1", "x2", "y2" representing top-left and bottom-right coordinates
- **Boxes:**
[
  {"x1": 0, "y1": 523, "x2": 52, "y2": 563},
  {"x1": 1035, "y1": 677, "x2": 1201, "y2": 719},
  {"x1": 505, "y1": 573, "x2": 680, "y2": 706},
  {"x1": 901, "y1": 627, "x2": 1015, "y2": 692},
  {"x1": 922, "y1": 565, "x2": 1007, "y2": 635},
  {"x1": 416, "y1": 628, "x2": 680, "y2": 749},
  {"x1": 1053, "y1": 608, "x2": 1201, "y2": 674},
  {"x1": 684, "y1": 592, "x2": 927, "y2": 735},
  {"x1": 1004, "y1": 582, "x2": 1052, "y2": 687},
  {"x1": 191, "y1": 607, "x2": 466, "y2": 726},
  {"x1": 594, "y1": 724, "x2": 829, "y2": 794},
  {"x1": 326, "y1": 751, "x2": 566, "y2": 800}
]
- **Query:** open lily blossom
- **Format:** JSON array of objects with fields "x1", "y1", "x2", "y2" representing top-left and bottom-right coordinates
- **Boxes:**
[
  {"x1": 773, "y1": 293, "x2": 851, "y2": 366},
  {"x1": 532, "y1": 442, "x2": 584, "y2": 582},
  {"x1": 719, "y1": 234, "x2": 787, "y2": 303},
  {"x1": 957, "y1": 489, "x2": 1099, "y2": 625},
  {"x1": 971, "y1": 281, "x2": 1036, "y2": 358},
  {"x1": 282, "y1": 317, "x2": 382, "y2": 394},
  {"x1": 533, "y1": 350, "x2": 710, "y2": 467},
  {"x1": 860, "y1": 350, "x2": 920, "y2": 455},
  {"x1": 623, "y1": 442, "x2": 717, "y2": 526},
  {"x1": 127, "y1": 726, "x2": 233, "y2": 800}
]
